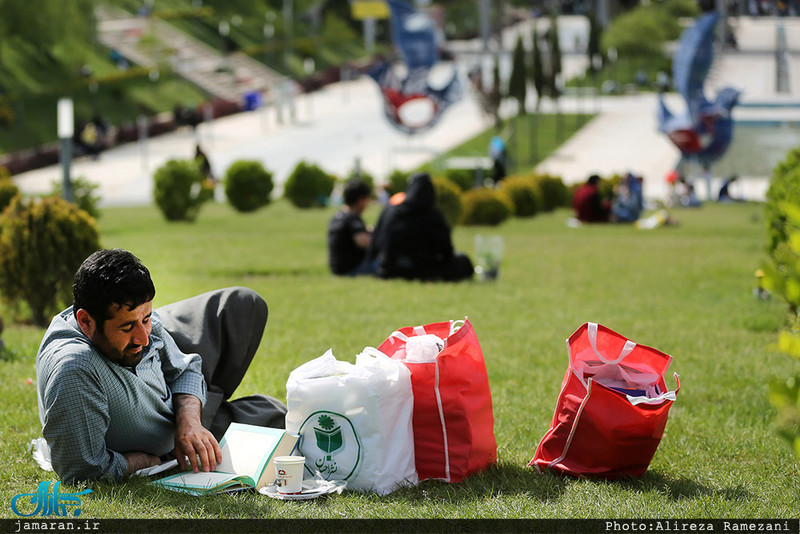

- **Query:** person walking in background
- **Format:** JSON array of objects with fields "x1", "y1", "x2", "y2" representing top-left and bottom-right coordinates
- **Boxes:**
[
  {"x1": 572, "y1": 174, "x2": 610, "y2": 223},
  {"x1": 327, "y1": 180, "x2": 374, "y2": 276},
  {"x1": 368, "y1": 172, "x2": 473, "y2": 281},
  {"x1": 489, "y1": 135, "x2": 508, "y2": 183},
  {"x1": 717, "y1": 175, "x2": 742, "y2": 202},
  {"x1": 195, "y1": 144, "x2": 215, "y2": 183}
]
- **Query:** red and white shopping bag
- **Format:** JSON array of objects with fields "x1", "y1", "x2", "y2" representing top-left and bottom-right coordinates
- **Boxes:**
[
  {"x1": 378, "y1": 318, "x2": 497, "y2": 482},
  {"x1": 530, "y1": 322, "x2": 680, "y2": 479}
]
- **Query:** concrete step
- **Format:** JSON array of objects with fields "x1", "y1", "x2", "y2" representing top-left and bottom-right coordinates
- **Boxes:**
[{"x1": 95, "y1": 4, "x2": 284, "y2": 104}]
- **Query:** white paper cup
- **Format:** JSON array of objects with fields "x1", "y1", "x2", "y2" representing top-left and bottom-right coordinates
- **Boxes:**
[{"x1": 274, "y1": 456, "x2": 305, "y2": 494}]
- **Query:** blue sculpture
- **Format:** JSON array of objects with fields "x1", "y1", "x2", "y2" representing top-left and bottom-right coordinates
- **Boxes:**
[
  {"x1": 367, "y1": 0, "x2": 462, "y2": 135},
  {"x1": 657, "y1": 11, "x2": 740, "y2": 171}
]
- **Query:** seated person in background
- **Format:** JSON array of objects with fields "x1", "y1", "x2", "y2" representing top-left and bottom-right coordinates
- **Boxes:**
[
  {"x1": 678, "y1": 177, "x2": 702, "y2": 207},
  {"x1": 611, "y1": 173, "x2": 644, "y2": 223},
  {"x1": 327, "y1": 179, "x2": 374, "y2": 276},
  {"x1": 368, "y1": 172, "x2": 473, "y2": 282},
  {"x1": 572, "y1": 174, "x2": 610, "y2": 223},
  {"x1": 36, "y1": 249, "x2": 286, "y2": 483},
  {"x1": 717, "y1": 175, "x2": 741, "y2": 202}
]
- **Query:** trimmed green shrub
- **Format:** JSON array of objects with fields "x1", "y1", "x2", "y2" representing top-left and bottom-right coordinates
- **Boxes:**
[
  {"x1": 444, "y1": 168, "x2": 476, "y2": 191},
  {"x1": 0, "y1": 178, "x2": 19, "y2": 215},
  {"x1": 386, "y1": 169, "x2": 411, "y2": 196},
  {"x1": 224, "y1": 160, "x2": 274, "y2": 213},
  {"x1": 153, "y1": 158, "x2": 214, "y2": 222},
  {"x1": 460, "y1": 187, "x2": 513, "y2": 226},
  {"x1": 500, "y1": 175, "x2": 542, "y2": 217},
  {"x1": 766, "y1": 146, "x2": 800, "y2": 254},
  {"x1": 51, "y1": 175, "x2": 102, "y2": 219},
  {"x1": 0, "y1": 196, "x2": 100, "y2": 326},
  {"x1": 764, "y1": 147, "x2": 800, "y2": 314},
  {"x1": 532, "y1": 174, "x2": 569, "y2": 211},
  {"x1": 762, "y1": 146, "x2": 800, "y2": 461},
  {"x1": 602, "y1": 4, "x2": 681, "y2": 59},
  {"x1": 660, "y1": 0, "x2": 701, "y2": 20},
  {"x1": 284, "y1": 161, "x2": 336, "y2": 208},
  {"x1": 432, "y1": 177, "x2": 462, "y2": 229},
  {"x1": 346, "y1": 168, "x2": 376, "y2": 192}
]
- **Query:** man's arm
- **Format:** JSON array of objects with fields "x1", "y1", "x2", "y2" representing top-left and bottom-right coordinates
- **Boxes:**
[
  {"x1": 353, "y1": 230, "x2": 371, "y2": 249},
  {"x1": 151, "y1": 314, "x2": 220, "y2": 472},
  {"x1": 173, "y1": 393, "x2": 222, "y2": 473}
]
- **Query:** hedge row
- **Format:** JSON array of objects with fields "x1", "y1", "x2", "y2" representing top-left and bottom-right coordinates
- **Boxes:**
[{"x1": 762, "y1": 146, "x2": 800, "y2": 460}]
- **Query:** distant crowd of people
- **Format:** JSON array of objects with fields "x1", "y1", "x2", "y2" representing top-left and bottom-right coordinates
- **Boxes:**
[{"x1": 327, "y1": 173, "x2": 473, "y2": 282}]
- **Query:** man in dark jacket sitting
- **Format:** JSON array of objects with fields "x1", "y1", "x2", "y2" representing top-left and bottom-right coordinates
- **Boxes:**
[{"x1": 368, "y1": 173, "x2": 473, "y2": 281}]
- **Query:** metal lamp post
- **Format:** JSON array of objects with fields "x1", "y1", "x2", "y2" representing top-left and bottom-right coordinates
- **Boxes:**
[
  {"x1": 607, "y1": 47, "x2": 618, "y2": 91},
  {"x1": 57, "y1": 98, "x2": 75, "y2": 203},
  {"x1": 264, "y1": 13, "x2": 275, "y2": 66}
]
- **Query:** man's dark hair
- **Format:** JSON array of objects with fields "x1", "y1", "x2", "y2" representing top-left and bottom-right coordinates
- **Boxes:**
[
  {"x1": 587, "y1": 174, "x2": 601, "y2": 186},
  {"x1": 73, "y1": 249, "x2": 155, "y2": 328},
  {"x1": 343, "y1": 180, "x2": 372, "y2": 207}
]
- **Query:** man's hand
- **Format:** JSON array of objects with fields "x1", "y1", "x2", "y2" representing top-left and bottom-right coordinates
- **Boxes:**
[
  {"x1": 173, "y1": 393, "x2": 222, "y2": 473},
  {"x1": 124, "y1": 452, "x2": 161, "y2": 476}
]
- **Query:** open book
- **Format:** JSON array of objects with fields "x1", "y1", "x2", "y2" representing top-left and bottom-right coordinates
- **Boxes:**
[{"x1": 152, "y1": 423, "x2": 299, "y2": 495}]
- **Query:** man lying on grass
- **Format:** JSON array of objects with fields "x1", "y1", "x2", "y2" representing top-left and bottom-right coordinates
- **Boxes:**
[{"x1": 36, "y1": 248, "x2": 286, "y2": 483}]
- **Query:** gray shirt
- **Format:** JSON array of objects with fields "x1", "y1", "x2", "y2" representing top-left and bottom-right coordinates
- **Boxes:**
[{"x1": 36, "y1": 307, "x2": 207, "y2": 483}]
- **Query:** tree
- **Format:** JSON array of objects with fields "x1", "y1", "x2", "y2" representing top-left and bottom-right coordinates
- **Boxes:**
[
  {"x1": 508, "y1": 35, "x2": 527, "y2": 115},
  {"x1": 530, "y1": 24, "x2": 546, "y2": 110},
  {"x1": 546, "y1": 13, "x2": 563, "y2": 99},
  {"x1": 586, "y1": 11, "x2": 603, "y2": 73},
  {"x1": 489, "y1": 58, "x2": 503, "y2": 128}
]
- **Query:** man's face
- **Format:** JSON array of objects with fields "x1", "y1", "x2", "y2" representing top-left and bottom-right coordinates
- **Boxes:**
[
  {"x1": 79, "y1": 301, "x2": 153, "y2": 368},
  {"x1": 355, "y1": 196, "x2": 370, "y2": 214}
]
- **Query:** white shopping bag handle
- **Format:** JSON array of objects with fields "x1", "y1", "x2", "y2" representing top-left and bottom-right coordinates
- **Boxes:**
[{"x1": 587, "y1": 322, "x2": 637, "y2": 365}]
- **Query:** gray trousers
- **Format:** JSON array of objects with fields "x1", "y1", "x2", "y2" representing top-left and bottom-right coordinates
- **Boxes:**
[{"x1": 157, "y1": 287, "x2": 287, "y2": 440}]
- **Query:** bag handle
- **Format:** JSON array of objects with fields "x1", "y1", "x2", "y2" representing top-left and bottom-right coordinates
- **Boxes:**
[
  {"x1": 388, "y1": 319, "x2": 465, "y2": 351},
  {"x1": 626, "y1": 373, "x2": 681, "y2": 405},
  {"x1": 450, "y1": 319, "x2": 465, "y2": 335},
  {"x1": 358, "y1": 346, "x2": 390, "y2": 361},
  {"x1": 588, "y1": 322, "x2": 636, "y2": 365}
]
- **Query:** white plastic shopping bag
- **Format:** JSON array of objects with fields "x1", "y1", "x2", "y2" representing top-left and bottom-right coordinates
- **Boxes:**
[{"x1": 285, "y1": 347, "x2": 417, "y2": 495}]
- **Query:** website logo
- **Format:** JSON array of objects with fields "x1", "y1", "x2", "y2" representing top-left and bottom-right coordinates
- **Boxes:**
[
  {"x1": 11, "y1": 481, "x2": 92, "y2": 517},
  {"x1": 298, "y1": 411, "x2": 361, "y2": 481}
]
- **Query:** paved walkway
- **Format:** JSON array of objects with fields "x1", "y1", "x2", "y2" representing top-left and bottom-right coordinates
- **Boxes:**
[
  {"x1": 12, "y1": 16, "x2": 800, "y2": 207},
  {"x1": 536, "y1": 16, "x2": 800, "y2": 203}
]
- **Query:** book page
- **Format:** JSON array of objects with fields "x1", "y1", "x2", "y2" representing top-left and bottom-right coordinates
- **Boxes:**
[
  {"x1": 218, "y1": 424, "x2": 284, "y2": 481},
  {"x1": 136, "y1": 459, "x2": 179, "y2": 477},
  {"x1": 156, "y1": 470, "x2": 238, "y2": 491}
]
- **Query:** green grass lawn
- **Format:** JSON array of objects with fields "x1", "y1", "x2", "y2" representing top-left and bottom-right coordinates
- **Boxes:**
[
  {"x1": 1, "y1": 199, "x2": 799, "y2": 519},
  {"x1": 427, "y1": 112, "x2": 596, "y2": 176}
]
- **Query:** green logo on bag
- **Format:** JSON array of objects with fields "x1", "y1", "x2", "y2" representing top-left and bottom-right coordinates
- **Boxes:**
[
  {"x1": 315, "y1": 414, "x2": 343, "y2": 456},
  {"x1": 299, "y1": 411, "x2": 361, "y2": 481}
]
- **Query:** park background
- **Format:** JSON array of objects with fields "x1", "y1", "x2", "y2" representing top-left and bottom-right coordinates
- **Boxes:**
[{"x1": 1, "y1": 0, "x2": 800, "y2": 522}]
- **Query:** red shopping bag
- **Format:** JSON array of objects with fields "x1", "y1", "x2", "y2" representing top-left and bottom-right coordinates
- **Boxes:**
[
  {"x1": 530, "y1": 322, "x2": 680, "y2": 479},
  {"x1": 378, "y1": 318, "x2": 497, "y2": 482}
]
